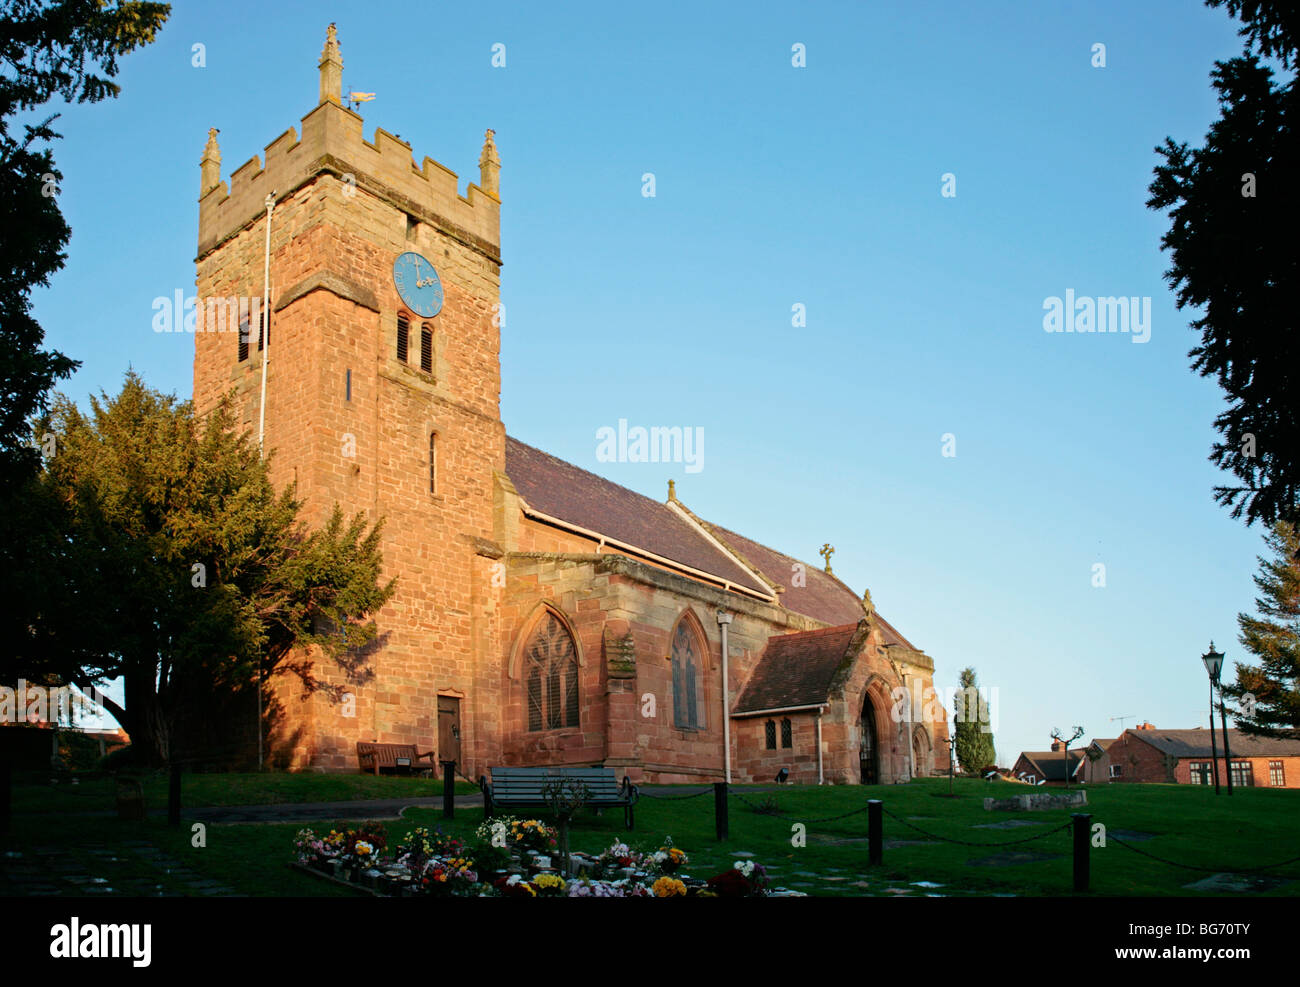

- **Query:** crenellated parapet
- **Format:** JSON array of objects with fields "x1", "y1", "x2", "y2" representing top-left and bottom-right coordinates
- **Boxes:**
[{"x1": 198, "y1": 25, "x2": 500, "y2": 264}]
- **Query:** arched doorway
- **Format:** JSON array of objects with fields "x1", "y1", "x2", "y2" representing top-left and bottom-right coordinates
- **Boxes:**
[
  {"x1": 860, "y1": 697, "x2": 879, "y2": 784},
  {"x1": 912, "y1": 727, "x2": 930, "y2": 779}
]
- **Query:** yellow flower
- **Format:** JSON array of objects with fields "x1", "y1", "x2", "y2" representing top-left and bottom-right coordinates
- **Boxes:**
[{"x1": 653, "y1": 877, "x2": 687, "y2": 897}]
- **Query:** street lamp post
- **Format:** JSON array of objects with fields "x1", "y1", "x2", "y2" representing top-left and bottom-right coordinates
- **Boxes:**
[{"x1": 1201, "y1": 643, "x2": 1224, "y2": 796}]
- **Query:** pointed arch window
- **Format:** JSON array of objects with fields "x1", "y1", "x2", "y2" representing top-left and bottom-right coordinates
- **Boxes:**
[
  {"x1": 671, "y1": 619, "x2": 702, "y2": 730},
  {"x1": 765, "y1": 719, "x2": 777, "y2": 750},
  {"x1": 524, "y1": 612, "x2": 579, "y2": 732},
  {"x1": 781, "y1": 717, "x2": 793, "y2": 749}
]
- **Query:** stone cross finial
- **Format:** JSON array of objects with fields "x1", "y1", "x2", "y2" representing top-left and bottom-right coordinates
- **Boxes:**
[
  {"x1": 319, "y1": 23, "x2": 343, "y2": 105},
  {"x1": 200, "y1": 127, "x2": 221, "y2": 196},
  {"x1": 479, "y1": 128, "x2": 501, "y2": 197},
  {"x1": 667, "y1": 479, "x2": 676, "y2": 502},
  {"x1": 819, "y1": 543, "x2": 835, "y2": 574}
]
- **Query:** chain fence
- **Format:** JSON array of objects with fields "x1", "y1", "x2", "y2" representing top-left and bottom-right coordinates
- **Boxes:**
[
  {"x1": 730, "y1": 789, "x2": 874, "y2": 825},
  {"x1": 1108, "y1": 832, "x2": 1300, "y2": 874},
  {"x1": 879, "y1": 805, "x2": 1073, "y2": 847},
  {"x1": 638, "y1": 787, "x2": 714, "y2": 801}
]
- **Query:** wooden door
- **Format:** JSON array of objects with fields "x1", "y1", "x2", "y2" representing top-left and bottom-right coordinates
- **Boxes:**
[{"x1": 438, "y1": 696, "x2": 461, "y2": 768}]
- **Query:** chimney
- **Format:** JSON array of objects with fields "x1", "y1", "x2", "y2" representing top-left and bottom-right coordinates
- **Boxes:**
[{"x1": 1050, "y1": 739, "x2": 1065, "y2": 752}]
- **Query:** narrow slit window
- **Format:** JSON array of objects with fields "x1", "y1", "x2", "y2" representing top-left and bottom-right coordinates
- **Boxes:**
[
  {"x1": 345, "y1": 369, "x2": 352, "y2": 401},
  {"x1": 429, "y1": 432, "x2": 437, "y2": 494},
  {"x1": 237, "y1": 314, "x2": 249, "y2": 362},
  {"x1": 420, "y1": 325, "x2": 433, "y2": 374},
  {"x1": 396, "y1": 314, "x2": 409, "y2": 363},
  {"x1": 257, "y1": 310, "x2": 267, "y2": 351}
]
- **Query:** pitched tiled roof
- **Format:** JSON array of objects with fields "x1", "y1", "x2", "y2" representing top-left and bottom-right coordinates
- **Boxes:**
[
  {"x1": 504, "y1": 437, "x2": 769, "y2": 594},
  {"x1": 503, "y1": 436, "x2": 922, "y2": 650},
  {"x1": 1015, "y1": 750, "x2": 1086, "y2": 781},
  {"x1": 1128, "y1": 728, "x2": 1300, "y2": 758},
  {"x1": 732, "y1": 623, "x2": 860, "y2": 713}
]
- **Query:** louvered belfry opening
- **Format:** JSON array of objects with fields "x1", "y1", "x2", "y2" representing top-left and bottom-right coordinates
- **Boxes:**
[{"x1": 396, "y1": 313, "x2": 409, "y2": 363}]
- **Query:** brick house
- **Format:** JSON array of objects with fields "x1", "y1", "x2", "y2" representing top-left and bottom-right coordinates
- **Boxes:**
[
  {"x1": 188, "y1": 26, "x2": 947, "y2": 783},
  {"x1": 1012, "y1": 739, "x2": 1087, "y2": 786},
  {"x1": 1105, "y1": 727, "x2": 1300, "y2": 788},
  {"x1": 1077, "y1": 738, "x2": 1116, "y2": 783}
]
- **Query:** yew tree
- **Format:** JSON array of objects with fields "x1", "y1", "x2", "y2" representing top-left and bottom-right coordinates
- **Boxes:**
[{"x1": 25, "y1": 373, "x2": 394, "y2": 766}]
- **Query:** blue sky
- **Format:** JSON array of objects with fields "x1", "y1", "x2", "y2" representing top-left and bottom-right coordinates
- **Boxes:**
[{"x1": 32, "y1": 1, "x2": 1275, "y2": 765}]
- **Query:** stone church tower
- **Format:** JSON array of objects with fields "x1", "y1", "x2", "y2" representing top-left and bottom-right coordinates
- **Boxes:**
[{"x1": 193, "y1": 25, "x2": 506, "y2": 770}]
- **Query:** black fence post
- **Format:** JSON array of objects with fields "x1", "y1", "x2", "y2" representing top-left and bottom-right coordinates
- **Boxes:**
[
  {"x1": 1072, "y1": 813, "x2": 1091, "y2": 892},
  {"x1": 868, "y1": 799, "x2": 883, "y2": 866},
  {"x1": 167, "y1": 762, "x2": 181, "y2": 827},
  {"x1": 714, "y1": 782, "x2": 729, "y2": 842},
  {"x1": 441, "y1": 760, "x2": 456, "y2": 819}
]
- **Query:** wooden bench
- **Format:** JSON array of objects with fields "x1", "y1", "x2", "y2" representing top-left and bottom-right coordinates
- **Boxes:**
[
  {"x1": 356, "y1": 742, "x2": 437, "y2": 776},
  {"x1": 480, "y1": 766, "x2": 639, "y2": 830}
]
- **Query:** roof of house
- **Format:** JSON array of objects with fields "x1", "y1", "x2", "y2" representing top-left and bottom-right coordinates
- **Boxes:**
[
  {"x1": 732, "y1": 623, "x2": 861, "y2": 713},
  {"x1": 1014, "y1": 749, "x2": 1086, "y2": 781},
  {"x1": 1089, "y1": 738, "x2": 1117, "y2": 751},
  {"x1": 504, "y1": 436, "x2": 920, "y2": 644},
  {"x1": 1126, "y1": 728, "x2": 1300, "y2": 759}
]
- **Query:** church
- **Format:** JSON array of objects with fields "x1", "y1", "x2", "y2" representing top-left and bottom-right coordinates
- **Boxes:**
[{"x1": 191, "y1": 26, "x2": 945, "y2": 785}]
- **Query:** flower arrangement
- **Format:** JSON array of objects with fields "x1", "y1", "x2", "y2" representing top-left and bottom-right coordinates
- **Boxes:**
[
  {"x1": 533, "y1": 873, "x2": 567, "y2": 897},
  {"x1": 493, "y1": 874, "x2": 538, "y2": 898},
  {"x1": 706, "y1": 859, "x2": 771, "y2": 897},
  {"x1": 592, "y1": 840, "x2": 643, "y2": 878},
  {"x1": 417, "y1": 855, "x2": 479, "y2": 895},
  {"x1": 474, "y1": 816, "x2": 557, "y2": 855},
  {"x1": 292, "y1": 828, "x2": 346, "y2": 867},
  {"x1": 652, "y1": 876, "x2": 687, "y2": 897},
  {"x1": 341, "y1": 823, "x2": 388, "y2": 863},
  {"x1": 291, "y1": 827, "x2": 775, "y2": 899},
  {"x1": 648, "y1": 836, "x2": 688, "y2": 875},
  {"x1": 510, "y1": 818, "x2": 557, "y2": 853}
]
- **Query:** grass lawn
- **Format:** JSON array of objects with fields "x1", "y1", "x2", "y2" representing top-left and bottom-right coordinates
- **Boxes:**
[
  {"x1": 4, "y1": 777, "x2": 1297, "y2": 897},
  {"x1": 10, "y1": 770, "x2": 479, "y2": 814}
]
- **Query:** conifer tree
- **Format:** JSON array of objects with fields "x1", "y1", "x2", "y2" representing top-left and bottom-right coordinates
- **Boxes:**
[
  {"x1": 954, "y1": 666, "x2": 996, "y2": 772},
  {"x1": 1221, "y1": 522, "x2": 1300, "y2": 737}
]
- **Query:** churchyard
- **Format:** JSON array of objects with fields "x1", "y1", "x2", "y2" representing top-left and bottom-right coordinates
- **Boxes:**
[{"x1": 3, "y1": 775, "x2": 1297, "y2": 897}]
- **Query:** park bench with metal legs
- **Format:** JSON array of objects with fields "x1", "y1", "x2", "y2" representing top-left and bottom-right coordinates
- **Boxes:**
[{"x1": 479, "y1": 765, "x2": 639, "y2": 830}]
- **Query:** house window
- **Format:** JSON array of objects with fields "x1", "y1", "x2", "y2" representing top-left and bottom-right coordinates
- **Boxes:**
[
  {"x1": 1188, "y1": 761, "x2": 1212, "y2": 785},
  {"x1": 1230, "y1": 760, "x2": 1254, "y2": 788},
  {"x1": 237, "y1": 314, "x2": 250, "y2": 362},
  {"x1": 1269, "y1": 760, "x2": 1285, "y2": 787},
  {"x1": 1108, "y1": 764, "x2": 1122, "y2": 779},
  {"x1": 396, "y1": 313, "x2": 409, "y2": 363},
  {"x1": 524, "y1": 613, "x2": 579, "y2": 732},
  {"x1": 428, "y1": 433, "x2": 437, "y2": 494},
  {"x1": 420, "y1": 324, "x2": 433, "y2": 374},
  {"x1": 670, "y1": 619, "x2": 702, "y2": 730},
  {"x1": 780, "y1": 717, "x2": 793, "y2": 749},
  {"x1": 764, "y1": 719, "x2": 776, "y2": 750}
]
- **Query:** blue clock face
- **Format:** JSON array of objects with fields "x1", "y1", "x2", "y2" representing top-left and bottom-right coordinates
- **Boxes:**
[{"x1": 393, "y1": 251, "x2": 443, "y2": 318}]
